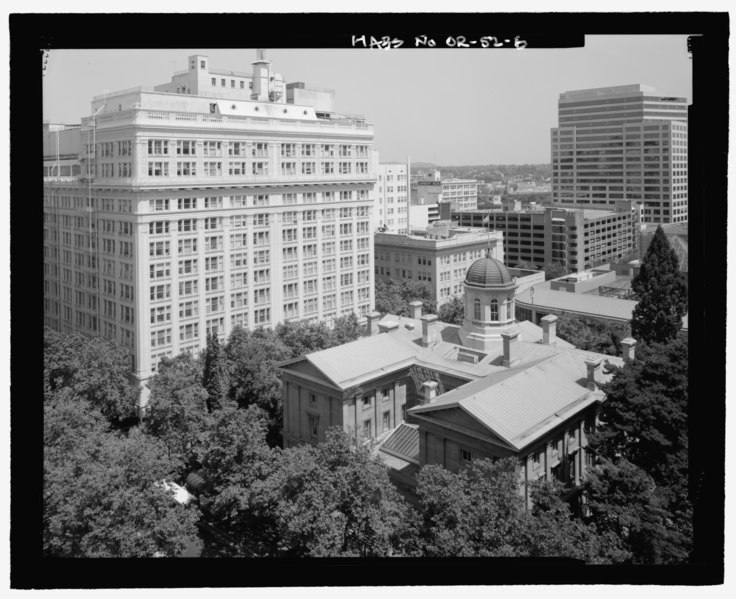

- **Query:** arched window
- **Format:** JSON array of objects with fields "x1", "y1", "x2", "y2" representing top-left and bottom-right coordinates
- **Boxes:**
[
  {"x1": 490, "y1": 298, "x2": 498, "y2": 321},
  {"x1": 473, "y1": 297, "x2": 481, "y2": 320}
]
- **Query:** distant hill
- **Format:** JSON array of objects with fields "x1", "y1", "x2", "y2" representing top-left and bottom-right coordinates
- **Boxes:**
[{"x1": 411, "y1": 164, "x2": 552, "y2": 183}]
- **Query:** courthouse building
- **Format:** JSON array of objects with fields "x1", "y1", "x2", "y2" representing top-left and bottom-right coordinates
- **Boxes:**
[
  {"x1": 43, "y1": 52, "x2": 377, "y2": 388},
  {"x1": 280, "y1": 253, "x2": 632, "y2": 503}
]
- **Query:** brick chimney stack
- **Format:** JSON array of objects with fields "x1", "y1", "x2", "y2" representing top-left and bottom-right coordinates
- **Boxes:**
[
  {"x1": 422, "y1": 380, "x2": 438, "y2": 404},
  {"x1": 501, "y1": 327, "x2": 520, "y2": 367},
  {"x1": 409, "y1": 300, "x2": 423, "y2": 320},
  {"x1": 541, "y1": 314, "x2": 558, "y2": 345},
  {"x1": 584, "y1": 358, "x2": 602, "y2": 391},
  {"x1": 421, "y1": 314, "x2": 439, "y2": 348},
  {"x1": 366, "y1": 312, "x2": 381, "y2": 336},
  {"x1": 621, "y1": 337, "x2": 637, "y2": 362}
]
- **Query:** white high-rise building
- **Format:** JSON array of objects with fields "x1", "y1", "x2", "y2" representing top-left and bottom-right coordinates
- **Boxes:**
[
  {"x1": 371, "y1": 152, "x2": 408, "y2": 234},
  {"x1": 551, "y1": 84, "x2": 688, "y2": 224},
  {"x1": 43, "y1": 52, "x2": 377, "y2": 390}
]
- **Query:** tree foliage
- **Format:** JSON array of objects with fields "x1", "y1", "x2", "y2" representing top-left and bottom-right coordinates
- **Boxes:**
[
  {"x1": 255, "y1": 429, "x2": 413, "y2": 557},
  {"x1": 145, "y1": 353, "x2": 211, "y2": 467},
  {"x1": 375, "y1": 278, "x2": 434, "y2": 316},
  {"x1": 584, "y1": 337, "x2": 692, "y2": 564},
  {"x1": 583, "y1": 458, "x2": 691, "y2": 564},
  {"x1": 591, "y1": 338, "x2": 689, "y2": 497},
  {"x1": 413, "y1": 458, "x2": 620, "y2": 561},
  {"x1": 555, "y1": 313, "x2": 630, "y2": 356},
  {"x1": 202, "y1": 333, "x2": 228, "y2": 413},
  {"x1": 630, "y1": 225, "x2": 688, "y2": 344},
  {"x1": 43, "y1": 327, "x2": 138, "y2": 423},
  {"x1": 437, "y1": 295, "x2": 465, "y2": 325},
  {"x1": 225, "y1": 327, "x2": 292, "y2": 447},
  {"x1": 44, "y1": 424, "x2": 199, "y2": 557},
  {"x1": 543, "y1": 261, "x2": 568, "y2": 281}
]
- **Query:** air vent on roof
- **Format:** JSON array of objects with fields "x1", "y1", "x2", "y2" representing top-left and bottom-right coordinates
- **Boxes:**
[
  {"x1": 254, "y1": 106, "x2": 259, "y2": 111},
  {"x1": 231, "y1": 104, "x2": 236, "y2": 110}
]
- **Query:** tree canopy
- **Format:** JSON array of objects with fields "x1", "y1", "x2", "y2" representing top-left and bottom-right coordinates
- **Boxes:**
[
  {"x1": 437, "y1": 295, "x2": 465, "y2": 325},
  {"x1": 555, "y1": 313, "x2": 630, "y2": 356},
  {"x1": 254, "y1": 429, "x2": 413, "y2": 557},
  {"x1": 44, "y1": 410, "x2": 199, "y2": 557},
  {"x1": 543, "y1": 261, "x2": 568, "y2": 281},
  {"x1": 374, "y1": 278, "x2": 434, "y2": 316},
  {"x1": 412, "y1": 458, "x2": 623, "y2": 562},
  {"x1": 584, "y1": 337, "x2": 691, "y2": 564},
  {"x1": 630, "y1": 226, "x2": 688, "y2": 344},
  {"x1": 44, "y1": 327, "x2": 139, "y2": 423},
  {"x1": 145, "y1": 353, "x2": 212, "y2": 468},
  {"x1": 202, "y1": 333, "x2": 228, "y2": 413}
]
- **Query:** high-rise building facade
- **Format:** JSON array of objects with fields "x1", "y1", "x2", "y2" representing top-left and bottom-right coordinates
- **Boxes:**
[
  {"x1": 43, "y1": 53, "x2": 376, "y2": 385},
  {"x1": 551, "y1": 84, "x2": 688, "y2": 224},
  {"x1": 372, "y1": 154, "x2": 408, "y2": 234}
]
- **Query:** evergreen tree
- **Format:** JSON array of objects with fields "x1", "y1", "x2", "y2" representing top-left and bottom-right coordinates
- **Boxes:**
[
  {"x1": 630, "y1": 226, "x2": 688, "y2": 344},
  {"x1": 202, "y1": 333, "x2": 228, "y2": 412}
]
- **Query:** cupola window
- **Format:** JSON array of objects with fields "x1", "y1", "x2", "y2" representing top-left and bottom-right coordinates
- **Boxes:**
[
  {"x1": 490, "y1": 299, "x2": 499, "y2": 321},
  {"x1": 473, "y1": 297, "x2": 481, "y2": 320}
]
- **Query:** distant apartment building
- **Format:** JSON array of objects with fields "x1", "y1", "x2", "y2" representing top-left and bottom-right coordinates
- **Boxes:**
[
  {"x1": 453, "y1": 200, "x2": 639, "y2": 272},
  {"x1": 551, "y1": 84, "x2": 688, "y2": 224},
  {"x1": 412, "y1": 170, "x2": 479, "y2": 212},
  {"x1": 43, "y1": 52, "x2": 377, "y2": 390},
  {"x1": 374, "y1": 223, "x2": 504, "y2": 306},
  {"x1": 372, "y1": 154, "x2": 408, "y2": 233}
]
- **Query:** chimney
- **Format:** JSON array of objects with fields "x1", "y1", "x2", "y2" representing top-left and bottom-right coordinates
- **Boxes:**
[
  {"x1": 422, "y1": 380, "x2": 438, "y2": 404},
  {"x1": 420, "y1": 314, "x2": 439, "y2": 347},
  {"x1": 366, "y1": 312, "x2": 381, "y2": 336},
  {"x1": 584, "y1": 358, "x2": 602, "y2": 391},
  {"x1": 621, "y1": 337, "x2": 637, "y2": 362},
  {"x1": 409, "y1": 300, "x2": 423, "y2": 320},
  {"x1": 541, "y1": 314, "x2": 558, "y2": 345},
  {"x1": 501, "y1": 327, "x2": 520, "y2": 367}
]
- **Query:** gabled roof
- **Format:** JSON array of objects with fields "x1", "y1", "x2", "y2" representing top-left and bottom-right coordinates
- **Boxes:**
[
  {"x1": 304, "y1": 332, "x2": 417, "y2": 390},
  {"x1": 379, "y1": 423, "x2": 420, "y2": 464},
  {"x1": 411, "y1": 350, "x2": 617, "y2": 450}
]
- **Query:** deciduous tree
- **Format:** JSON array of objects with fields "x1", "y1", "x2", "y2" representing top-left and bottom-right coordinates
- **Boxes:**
[
  {"x1": 44, "y1": 426, "x2": 199, "y2": 557},
  {"x1": 437, "y1": 295, "x2": 465, "y2": 325},
  {"x1": 145, "y1": 353, "x2": 211, "y2": 467},
  {"x1": 254, "y1": 429, "x2": 413, "y2": 557},
  {"x1": 44, "y1": 327, "x2": 138, "y2": 423},
  {"x1": 225, "y1": 326, "x2": 292, "y2": 447}
]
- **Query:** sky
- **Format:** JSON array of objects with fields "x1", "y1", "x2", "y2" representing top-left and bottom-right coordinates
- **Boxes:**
[{"x1": 42, "y1": 35, "x2": 692, "y2": 166}]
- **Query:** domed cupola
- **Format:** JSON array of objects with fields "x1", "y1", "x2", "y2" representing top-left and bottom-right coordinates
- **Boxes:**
[
  {"x1": 459, "y1": 251, "x2": 519, "y2": 351},
  {"x1": 465, "y1": 255, "x2": 515, "y2": 289}
]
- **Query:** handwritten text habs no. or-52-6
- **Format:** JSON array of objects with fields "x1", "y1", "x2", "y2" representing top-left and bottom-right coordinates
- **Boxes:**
[{"x1": 351, "y1": 35, "x2": 528, "y2": 49}]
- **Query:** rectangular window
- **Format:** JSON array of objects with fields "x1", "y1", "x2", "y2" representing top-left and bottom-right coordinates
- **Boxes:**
[
  {"x1": 147, "y1": 140, "x2": 169, "y2": 155},
  {"x1": 176, "y1": 162, "x2": 196, "y2": 177},
  {"x1": 148, "y1": 162, "x2": 169, "y2": 177}
]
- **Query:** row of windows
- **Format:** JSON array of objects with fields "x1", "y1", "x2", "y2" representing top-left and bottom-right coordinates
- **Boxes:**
[
  {"x1": 148, "y1": 192, "x2": 371, "y2": 212},
  {"x1": 147, "y1": 139, "x2": 369, "y2": 158}
]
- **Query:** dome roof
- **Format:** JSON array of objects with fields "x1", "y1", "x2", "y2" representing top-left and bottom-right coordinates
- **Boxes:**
[{"x1": 465, "y1": 255, "x2": 514, "y2": 287}]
